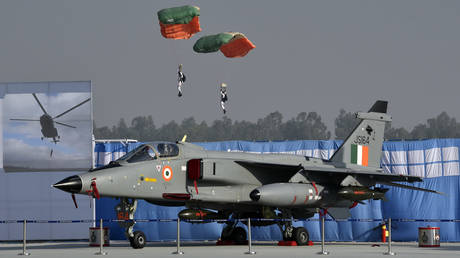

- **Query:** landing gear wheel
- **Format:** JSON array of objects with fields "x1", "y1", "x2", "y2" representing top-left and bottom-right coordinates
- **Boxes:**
[
  {"x1": 128, "y1": 237, "x2": 134, "y2": 247},
  {"x1": 131, "y1": 231, "x2": 146, "y2": 249},
  {"x1": 231, "y1": 226, "x2": 247, "y2": 243},
  {"x1": 293, "y1": 227, "x2": 309, "y2": 246},
  {"x1": 221, "y1": 226, "x2": 233, "y2": 241},
  {"x1": 282, "y1": 235, "x2": 293, "y2": 241},
  {"x1": 282, "y1": 225, "x2": 294, "y2": 241}
]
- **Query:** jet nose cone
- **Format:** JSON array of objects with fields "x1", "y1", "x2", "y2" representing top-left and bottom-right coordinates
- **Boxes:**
[
  {"x1": 53, "y1": 175, "x2": 82, "y2": 193},
  {"x1": 249, "y1": 189, "x2": 261, "y2": 201}
]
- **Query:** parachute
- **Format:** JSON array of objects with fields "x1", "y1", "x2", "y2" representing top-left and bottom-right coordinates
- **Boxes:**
[
  {"x1": 193, "y1": 32, "x2": 256, "y2": 58},
  {"x1": 157, "y1": 5, "x2": 201, "y2": 39}
]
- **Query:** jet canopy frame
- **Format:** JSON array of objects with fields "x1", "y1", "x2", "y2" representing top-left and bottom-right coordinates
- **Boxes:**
[{"x1": 117, "y1": 142, "x2": 180, "y2": 163}]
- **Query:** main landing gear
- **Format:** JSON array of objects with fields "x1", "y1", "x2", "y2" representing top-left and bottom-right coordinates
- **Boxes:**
[
  {"x1": 219, "y1": 217, "x2": 247, "y2": 244},
  {"x1": 277, "y1": 210, "x2": 310, "y2": 246},
  {"x1": 218, "y1": 210, "x2": 310, "y2": 246},
  {"x1": 115, "y1": 198, "x2": 146, "y2": 249}
]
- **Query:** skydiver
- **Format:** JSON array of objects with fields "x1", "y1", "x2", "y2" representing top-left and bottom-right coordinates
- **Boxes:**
[
  {"x1": 219, "y1": 83, "x2": 228, "y2": 114},
  {"x1": 177, "y1": 64, "x2": 186, "y2": 97}
]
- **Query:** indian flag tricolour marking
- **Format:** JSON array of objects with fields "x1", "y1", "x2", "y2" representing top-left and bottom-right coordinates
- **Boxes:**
[{"x1": 351, "y1": 144, "x2": 369, "y2": 166}]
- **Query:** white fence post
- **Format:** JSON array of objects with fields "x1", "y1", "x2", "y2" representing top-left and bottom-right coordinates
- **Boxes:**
[
  {"x1": 244, "y1": 218, "x2": 256, "y2": 255},
  {"x1": 95, "y1": 218, "x2": 107, "y2": 255},
  {"x1": 172, "y1": 218, "x2": 184, "y2": 255},
  {"x1": 317, "y1": 215, "x2": 329, "y2": 255},
  {"x1": 384, "y1": 218, "x2": 395, "y2": 256},
  {"x1": 18, "y1": 220, "x2": 30, "y2": 256}
]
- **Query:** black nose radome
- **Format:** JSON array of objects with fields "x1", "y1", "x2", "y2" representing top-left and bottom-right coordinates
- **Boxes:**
[
  {"x1": 53, "y1": 175, "x2": 82, "y2": 193},
  {"x1": 249, "y1": 189, "x2": 261, "y2": 201}
]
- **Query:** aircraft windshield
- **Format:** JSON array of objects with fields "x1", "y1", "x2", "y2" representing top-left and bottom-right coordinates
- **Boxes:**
[
  {"x1": 153, "y1": 142, "x2": 179, "y2": 158},
  {"x1": 116, "y1": 142, "x2": 179, "y2": 163},
  {"x1": 117, "y1": 144, "x2": 157, "y2": 163}
]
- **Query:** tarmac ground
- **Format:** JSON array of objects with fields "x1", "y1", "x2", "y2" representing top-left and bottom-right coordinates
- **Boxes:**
[{"x1": 1, "y1": 241, "x2": 460, "y2": 258}]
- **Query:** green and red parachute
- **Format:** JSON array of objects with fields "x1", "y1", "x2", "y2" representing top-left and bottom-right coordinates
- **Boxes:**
[
  {"x1": 157, "y1": 5, "x2": 201, "y2": 39},
  {"x1": 193, "y1": 32, "x2": 256, "y2": 58}
]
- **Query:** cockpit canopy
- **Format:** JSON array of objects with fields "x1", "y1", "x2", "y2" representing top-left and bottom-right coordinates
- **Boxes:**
[{"x1": 117, "y1": 142, "x2": 179, "y2": 163}]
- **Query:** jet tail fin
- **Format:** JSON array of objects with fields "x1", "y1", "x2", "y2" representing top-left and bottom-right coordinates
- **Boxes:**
[{"x1": 330, "y1": 101, "x2": 392, "y2": 168}]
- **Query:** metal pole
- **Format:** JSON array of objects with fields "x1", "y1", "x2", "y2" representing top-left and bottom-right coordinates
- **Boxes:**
[
  {"x1": 18, "y1": 220, "x2": 30, "y2": 256},
  {"x1": 245, "y1": 218, "x2": 256, "y2": 255},
  {"x1": 91, "y1": 136, "x2": 96, "y2": 228},
  {"x1": 317, "y1": 215, "x2": 329, "y2": 255},
  {"x1": 172, "y1": 218, "x2": 184, "y2": 255},
  {"x1": 95, "y1": 218, "x2": 107, "y2": 255},
  {"x1": 92, "y1": 199, "x2": 96, "y2": 227},
  {"x1": 383, "y1": 218, "x2": 395, "y2": 256}
]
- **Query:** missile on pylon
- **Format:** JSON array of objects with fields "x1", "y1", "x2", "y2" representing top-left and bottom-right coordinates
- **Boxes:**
[
  {"x1": 337, "y1": 186, "x2": 388, "y2": 201},
  {"x1": 178, "y1": 209, "x2": 226, "y2": 223}
]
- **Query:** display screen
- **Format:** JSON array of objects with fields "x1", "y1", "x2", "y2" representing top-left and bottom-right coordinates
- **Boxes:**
[{"x1": 1, "y1": 81, "x2": 92, "y2": 172}]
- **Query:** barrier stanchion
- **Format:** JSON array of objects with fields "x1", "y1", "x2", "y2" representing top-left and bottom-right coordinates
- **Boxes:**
[
  {"x1": 383, "y1": 218, "x2": 395, "y2": 256},
  {"x1": 244, "y1": 218, "x2": 256, "y2": 255},
  {"x1": 18, "y1": 220, "x2": 30, "y2": 256},
  {"x1": 317, "y1": 215, "x2": 329, "y2": 255},
  {"x1": 5, "y1": 216, "x2": 459, "y2": 256},
  {"x1": 172, "y1": 218, "x2": 184, "y2": 255},
  {"x1": 95, "y1": 218, "x2": 107, "y2": 255}
]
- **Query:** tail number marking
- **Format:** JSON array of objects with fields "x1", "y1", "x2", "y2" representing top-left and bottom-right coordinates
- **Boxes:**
[{"x1": 353, "y1": 135, "x2": 370, "y2": 145}]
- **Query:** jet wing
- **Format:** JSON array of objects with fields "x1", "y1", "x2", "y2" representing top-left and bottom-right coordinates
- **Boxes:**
[
  {"x1": 234, "y1": 160, "x2": 302, "y2": 184},
  {"x1": 235, "y1": 160, "x2": 423, "y2": 184},
  {"x1": 303, "y1": 165, "x2": 442, "y2": 194},
  {"x1": 378, "y1": 181, "x2": 443, "y2": 195},
  {"x1": 234, "y1": 159, "x2": 432, "y2": 191},
  {"x1": 302, "y1": 165, "x2": 423, "y2": 183}
]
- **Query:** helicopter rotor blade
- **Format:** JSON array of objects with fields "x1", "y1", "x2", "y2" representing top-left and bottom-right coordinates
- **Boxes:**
[
  {"x1": 32, "y1": 93, "x2": 49, "y2": 115},
  {"x1": 53, "y1": 98, "x2": 90, "y2": 119},
  {"x1": 10, "y1": 119, "x2": 40, "y2": 122},
  {"x1": 55, "y1": 121, "x2": 76, "y2": 129}
]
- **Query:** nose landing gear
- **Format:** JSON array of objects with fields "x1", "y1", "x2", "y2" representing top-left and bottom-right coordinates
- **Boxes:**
[
  {"x1": 115, "y1": 198, "x2": 146, "y2": 249},
  {"x1": 130, "y1": 231, "x2": 146, "y2": 249}
]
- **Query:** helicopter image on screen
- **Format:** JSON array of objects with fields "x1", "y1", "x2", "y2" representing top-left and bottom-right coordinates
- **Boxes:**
[{"x1": 10, "y1": 93, "x2": 91, "y2": 144}]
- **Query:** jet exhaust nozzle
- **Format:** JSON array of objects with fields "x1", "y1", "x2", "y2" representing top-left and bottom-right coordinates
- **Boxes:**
[
  {"x1": 53, "y1": 175, "x2": 82, "y2": 193},
  {"x1": 249, "y1": 189, "x2": 261, "y2": 201}
]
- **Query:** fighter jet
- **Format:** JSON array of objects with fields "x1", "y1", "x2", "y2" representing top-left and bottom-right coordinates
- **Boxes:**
[{"x1": 53, "y1": 101, "x2": 440, "y2": 249}]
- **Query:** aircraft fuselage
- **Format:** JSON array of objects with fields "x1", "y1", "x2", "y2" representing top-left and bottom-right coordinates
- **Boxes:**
[
  {"x1": 59, "y1": 142, "x2": 358, "y2": 213},
  {"x1": 39, "y1": 114, "x2": 58, "y2": 139}
]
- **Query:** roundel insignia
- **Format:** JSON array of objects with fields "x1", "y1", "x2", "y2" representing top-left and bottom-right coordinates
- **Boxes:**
[{"x1": 162, "y1": 166, "x2": 173, "y2": 182}]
